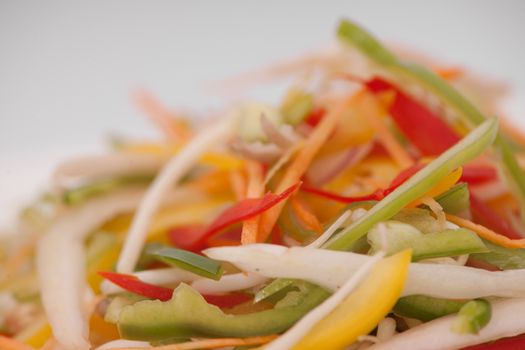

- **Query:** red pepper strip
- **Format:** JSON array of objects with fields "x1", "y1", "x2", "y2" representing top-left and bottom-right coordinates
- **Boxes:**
[
  {"x1": 461, "y1": 333, "x2": 525, "y2": 350},
  {"x1": 301, "y1": 186, "x2": 383, "y2": 204},
  {"x1": 168, "y1": 225, "x2": 208, "y2": 253},
  {"x1": 203, "y1": 293, "x2": 252, "y2": 309},
  {"x1": 99, "y1": 271, "x2": 173, "y2": 301},
  {"x1": 303, "y1": 163, "x2": 425, "y2": 204},
  {"x1": 193, "y1": 182, "x2": 302, "y2": 246},
  {"x1": 99, "y1": 271, "x2": 252, "y2": 308},
  {"x1": 470, "y1": 193, "x2": 522, "y2": 239},
  {"x1": 305, "y1": 107, "x2": 326, "y2": 127},
  {"x1": 461, "y1": 165, "x2": 498, "y2": 184},
  {"x1": 365, "y1": 77, "x2": 461, "y2": 156}
]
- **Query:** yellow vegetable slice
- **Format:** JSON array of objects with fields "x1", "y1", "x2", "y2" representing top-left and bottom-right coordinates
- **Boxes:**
[{"x1": 292, "y1": 249, "x2": 411, "y2": 350}]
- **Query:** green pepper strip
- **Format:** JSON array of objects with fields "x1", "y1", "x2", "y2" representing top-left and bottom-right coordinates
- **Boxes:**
[
  {"x1": 471, "y1": 240, "x2": 525, "y2": 270},
  {"x1": 452, "y1": 299, "x2": 492, "y2": 334},
  {"x1": 435, "y1": 183, "x2": 470, "y2": 215},
  {"x1": 116, "y1": 282, "x2": 329, "y2": 341},
  {"x1": 337, "y1": 19, "x2": 525, "y2": 224},
  {"x1": 326, "y1": 118, "x2": 498, "y2": 250},
  {"x1": 368, "y1": 227, "x2": 488, "y2": 262},
  {"x1": 151, "y1": 247, "x2": 223, "y2": 280},
  {"x1": 63, "y1": 174, "x2": 154, "y2": 205},
  {"x1": 394, "y1": 295, "x2": 467, "y2": 322}
]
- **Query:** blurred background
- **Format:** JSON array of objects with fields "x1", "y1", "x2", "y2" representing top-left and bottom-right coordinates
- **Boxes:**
[{"x1": 1, "y1": 0, "x2": 525, "y2": 226}]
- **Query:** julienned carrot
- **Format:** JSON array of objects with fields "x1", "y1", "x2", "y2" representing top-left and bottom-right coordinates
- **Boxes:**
[
  {"x1": 434, "y1": 66, "x2": 463, "y2": 80},
  {"x1": 290, "y1": 196, "x2": 323, "y2": 232},
  {"x1": 360, "y1": 92, "x2": 414, "y2": 169},
  {"x1": 445, "y1": 213, "x2": 525, "y2": 249},
  {"x1": 241, "y1": 161, "x2": 265, "y2": 244},
  {"x1": 110, "y1": 335, "x2": 278, "y2": 350},
  {"x1": 0, "y1": 335, "x2": 35, "y2": 350},
  {"x1": 228, "y1": 170, "x2": 247, "y2": 201},
  {"x1": 134, "y1": 89, "x2": 190, "y2": 141},
  {"x1": 258, "y1": 94, "x2": 357, "y2": 241}
]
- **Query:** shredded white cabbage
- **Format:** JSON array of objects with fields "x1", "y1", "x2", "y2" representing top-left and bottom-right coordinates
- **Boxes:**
[
  {"x1": 306, "y1": 209, "x2": 351, "y2": 248},
  {"x1": 265, "y1": 253, "x2": 384, "y2": 349},
  {"x1": 53, "y1": 153, "x2": 167, "y2": 189},
  {"x1": 37, "y1": 187, "x2": 197, "y2": 350},
  {"x1": 116, "y1": 118, "x2": 235, "y2": 274},
  {"x1": 204, "y1": 244, "x2": 525, "y2": 299},
  {"x1": 368, "y1": 298, "x2": 525, "y2": 350},
  {"x1": 37, "y1": 189, "x2": 147, "y2": 350}
]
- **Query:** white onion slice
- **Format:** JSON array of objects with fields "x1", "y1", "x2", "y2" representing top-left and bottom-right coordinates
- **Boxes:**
[
  {"x1": 116, "y1": 118, "x2": 234, "y2": 274},
  {"x1": 190, "y1": 272, "x2": 267, "y2": 294},
  {"x1": 53, "y1": 153, "x2": 167, "y2": 189},
  {"x1": 204, "y1": 244, "x2": 525, "y2": 299},
  {"x1": 95, "y1": 339, "x2": 150, "y2": 350},
  {"x1": 306, "y1": 210, "x2": 351, "y2": 248},
  {"x1": 37, "y1": 187, "x2": 197, "y2": 350},
  {"x1": 37, "y1": 189, "x2": 147, "y2": 350},
  {"x1": 368, "y1": 298, "x2": 525, "y2": 350}
]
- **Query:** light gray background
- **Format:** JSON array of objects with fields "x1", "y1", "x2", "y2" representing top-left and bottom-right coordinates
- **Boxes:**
[{"x1": 1, "y1": 0, "x2": 524, "y2": 227}]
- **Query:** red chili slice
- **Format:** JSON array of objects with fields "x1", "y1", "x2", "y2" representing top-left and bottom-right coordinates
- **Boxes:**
[
  {"x1": 470, "y1": 193, "x2": 522, "y2": 239},
  {"x1": 99, "y1": 271, "x2": 252, "y2": 308},
  {"x1": 460, "y1": 333, "x2": 525, "y2": 350},
  {"x1": 193, "y1": 182, "x2": 301, "y2": 247},
  {"x1": 365, "y1": 77, "x2": 461, "y2": 156}
]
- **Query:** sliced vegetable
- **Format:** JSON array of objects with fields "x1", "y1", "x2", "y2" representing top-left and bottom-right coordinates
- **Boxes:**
[
  {"x1": 113, "y1": 282, "x2": 329, "y2": 341},
  {"x1": 470, "y1": 240, "x2": 525, "y2": 270},
  {"x1": 151, "y1": 247, "x2": 223, "y2": 280},
  {"x1": 461, "y1": 333, "x2": 525, "y2": 350},
  {"x1": 254, "y1": 279, "x2": 295, "y2": 303},
  {"x1": 461, "y1": 165, "x2": 498, "y2": 184},
  {"x1": 446, "y1": 213, "x2": 525, "y2": 249},
  {"x1": 364, "y1": 77, "x2": 460, "y2": 156},
  {"x1": 99, "y1": 271, "x2": 174, "y2": 301},
  {"x1": 337, "y1": 19, "x2": 525, "y2": 226},
  {"x1": 289, "y1": 250, "x2": 411, "y2": 350},
  {"x1": 197, "y1": 181, "x2": 301, "y2": 246},
  {"x1": 470, "y1": 194, "x2": 522, "y2": 239},
  {"x1": 452, "y1": 299, "x2": 492, "y2": 334},
  {"x1": 205, "y1": 244, "x2": 525, "y2": 299},
  {"x1": 394, "y1": 295, "x2": 466, "y2": 322},
  {"x1": 367, "y1": 298, "x2": 525, "y2": 350},
  {"x1": 281, "y1": 89, "x2": 314, "y2": 125},
  {"x1": 326, "y1": 118, "x2": 498, "y2": 250},
  {"x1": 435, "y1": 183, "x2": 470, "y2": 214},
  {"x1": 367, "y1": 222, "x2": 488, "y2": 261},
  {"x1": 63, "y1": 175, "x2": 153, "y2": 205}
]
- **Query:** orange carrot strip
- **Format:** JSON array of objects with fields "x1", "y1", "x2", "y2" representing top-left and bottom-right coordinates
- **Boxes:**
[
  {"x1": 0, "y1": 336, "x2": 35, "y2": 350},
  {"x1": 445, "y1": 213, "x2": 525, "y2": 249},
  {"x1": 241, "y1": 161, "x2": 265, "y2": 244},
  {"x1": 435, "y1": 67, "x2": 463, "y2": 80},
  {"x1": 362, "y1": 92, "x2": 414, "y2": 169},
  {"x1": 290, "y1": 196, "x2": 323, "y2": 233},
  {"x1": 111, "y1": 335, "x2": 278, "y2": 350},
  {"x1": 258, "y1": 94, "x2": 356, "y2": 241},
  {"x1": 134, "y1": 89, "x2": 190, "y2": 141},
  {"x1": 228, "y1": 170, "x2": 247, "y2": 201}
]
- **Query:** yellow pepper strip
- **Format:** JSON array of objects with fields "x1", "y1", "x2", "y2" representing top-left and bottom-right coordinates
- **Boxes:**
[
  {"x1": 89, "y1": 313, "x2": 120, "y2": 346},
  {"x1": 292, "y1": 249, "x2": 411, "y2": 350},
  {"x1": 123, "y1": 143, "x2": 244, "y2": 170},
  {"x1": 446, "y1": 213, "x2": 525, "y2": 249},
  {"x1": 86, "y1": 244, "x2": 121, "y2": 293},
  {"x1": 409, "y1": 166, "x2": 463, "y2": 207},
  {"x1": 13, "y1": 316, "x2": 51, "y2": 348}
]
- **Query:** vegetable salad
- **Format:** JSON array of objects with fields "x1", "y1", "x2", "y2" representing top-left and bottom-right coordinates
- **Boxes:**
[{"x1": 2, "y1": 19, "x2": 525, "y2": 350}]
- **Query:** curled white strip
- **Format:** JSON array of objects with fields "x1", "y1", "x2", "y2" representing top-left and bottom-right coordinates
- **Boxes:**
[
  {"x1": 368, "y1": 298, "x2": 525, "y2": 350},
  {"x1": 204, "y1": 244, "x2": 525, "y2": 299},
  {"x1": 116, "y1": 118, "x2": 234, "y2": 274}
]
